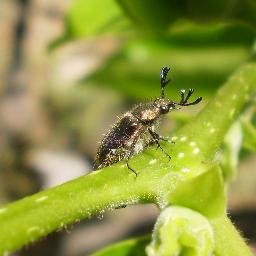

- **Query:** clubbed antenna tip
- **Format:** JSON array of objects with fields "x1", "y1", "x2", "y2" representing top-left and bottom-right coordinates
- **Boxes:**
[{"x1": 160, "y1": 67, "x2": 171, "y2": 98}]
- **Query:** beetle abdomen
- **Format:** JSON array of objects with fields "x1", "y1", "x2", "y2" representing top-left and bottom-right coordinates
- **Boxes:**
[{"x1": 94, "y1": 115, "x2": 141, "y2": 169}]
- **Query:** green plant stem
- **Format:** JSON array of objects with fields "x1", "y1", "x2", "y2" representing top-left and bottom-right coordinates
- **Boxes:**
[
  {"x1": 0, "y1": 63, "x2": 256, "y2": 254},
  {"x1": 0, "y1": 164, "x2": 168, "y2": 255},
  {"x1": 211, "y1": 215, "x2": 253, "y2": 256},
  {"x1": 176, "y1": 62, "x2": 256, "y2": 158}
]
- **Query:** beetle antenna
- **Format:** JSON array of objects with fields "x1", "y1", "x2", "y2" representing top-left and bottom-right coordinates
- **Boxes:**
[
  {"x1": 175, "y1": 88, "x2": 202, "y2": 106},
  {"x1": 160, "y1": 67, "x2": 171, "y2": 98}
]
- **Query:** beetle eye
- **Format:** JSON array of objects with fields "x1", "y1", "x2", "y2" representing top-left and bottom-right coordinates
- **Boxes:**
[{"x1": 160, "y1": 105, "x2": 169, "y2": 114}]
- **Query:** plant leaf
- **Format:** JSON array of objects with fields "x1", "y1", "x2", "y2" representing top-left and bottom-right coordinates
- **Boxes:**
[{"x1": 91, "y1": 236, "x2": 149, "y2": 256}]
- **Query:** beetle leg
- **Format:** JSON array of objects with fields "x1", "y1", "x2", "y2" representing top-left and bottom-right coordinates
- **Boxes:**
[
  {"x1": 124, "y1": 135, "x2": 142, "y2": 177},
  {"x1": 126, "y1": 161, "x2": 137, "y2": 177},
  {"x1": 148, "y1": 128, "x2": 171, "y2": 160}
]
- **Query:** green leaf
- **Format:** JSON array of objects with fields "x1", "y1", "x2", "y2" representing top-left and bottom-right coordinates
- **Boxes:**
[
  {"x1": 242, "y1": 115, "x2": 256, "y2": 153},
  {"x1": 87, "y1": 24, "x2": 253, "y2": 100},
  {"x1": 117, "y1": 0, "x2": 176, "y2": 31},
  {"x1": 168, "y1": 165, "x2": 226, "y2": 218},
  {"x1": 221, "y1": 121, "x2": 242, "y2": 180},
  {"x1": 147, "y1": 206, "x2": 214, "y2": 256},
  {"x1": 211, "y1": 215, "x2": 253, "y2": 256},
  {"x1": 118, "y1": 0, "x2": 256, "y2": 29},
  {"x1": 92, "y1": 236, "x2": 149, "y2": 256},
  {"x1": 67, "y1": 0, "x2": 129, "y2": 38}
]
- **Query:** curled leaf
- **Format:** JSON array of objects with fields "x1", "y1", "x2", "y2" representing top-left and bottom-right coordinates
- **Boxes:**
[
  {"x1": 221, "y1": 121, "x2": 243, "y2": 180},
  {"x1": 146, "y1": 206, "x2": 214, "y2": 256}
]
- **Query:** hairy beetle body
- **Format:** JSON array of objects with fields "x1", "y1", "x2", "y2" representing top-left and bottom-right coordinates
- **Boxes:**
[{"x1": 94, "y1": 67, "x2": 202, "y2": 175}]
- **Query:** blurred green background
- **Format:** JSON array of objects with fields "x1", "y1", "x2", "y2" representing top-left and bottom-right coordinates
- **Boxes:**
[{"x1": 0, "y1": 0, "x2": 256, "y2": 255}]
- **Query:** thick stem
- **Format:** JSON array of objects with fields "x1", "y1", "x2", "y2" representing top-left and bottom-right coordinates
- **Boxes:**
[
  {"x1": 0, "y1": 167, "x2": 164, "y2": 255},
  {"x1": 0, "y1": 63, "x2": 256, "y2": 254},
  {"x1": 211, "y1": 215, "x2": 253, "y2": 256}
]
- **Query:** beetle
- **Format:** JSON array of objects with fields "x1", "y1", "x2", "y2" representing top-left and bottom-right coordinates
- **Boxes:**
[{"x1": 93, "y1": 67, "x2": 202, "y2": 175}]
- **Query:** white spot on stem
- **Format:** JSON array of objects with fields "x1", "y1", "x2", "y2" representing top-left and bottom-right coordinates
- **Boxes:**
[
  {"x1": 178, "y1": 152, "x2": 185, "y2": 158},
  {"x1": 0, "y1": 208, "x2": 7, "y2": 214},
  {"x1": 193, "y1": 148, "x2": 200, "y2": 154},
  {"x1": 27, "y1": 226, "x2": 40, "y2": 234},
  {"x1": 149, "y1": 159, "x2": 157, "y2": 165},
  {"x1": 170, "y1": 136, "x2": 178, "y2": 142},
  {"x1": 36, "y1": 196, "x2": 48, "y2": 203},
  {"x1": 181, "y1": 167, "x2": 190, "y2": 173},
  {"x1": 206, "y1": 122, "x2": 211, "y2": 127},
  {"x1": 210, "y1": 128, "x2": 215, "y2": 134},
  {"x1": 189, "y1": 141, "x2": 196, "y2": 147},
  {"x1": 232, "y1": 94, "x2": 237, "y2": 100},
  {"x1": 180, "y1": 136, "x2": 187, "y2": 142}
]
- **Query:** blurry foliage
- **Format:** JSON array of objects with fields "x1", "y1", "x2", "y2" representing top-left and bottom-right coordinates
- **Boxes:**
[
  {"x1": 61, "y1": 0, "x2": 256, "y2": 255},
  {"x1": 241, "y1": 105, "x2": 256, "y2": 153},
  {"x1": 51, "y1": 0, "x2": 256, "y2": 164},
  {"x1": 63, "y1": 1, "x2": 256, "y2": 101},
  {"x1": 91, "y1": 236, "x2": 149, "y2": 256},
  {"x1": 65, "y1": 0, "x2": 256, "y2": 39},
  {"x1": 118, "y1": 0, "x2": 256, "y2": 29},
  {"x1": 0, "y1": 136, "x2": 41, "y2": 203},
  {"x1": 86, "y1": 26, "x2": 252, "y2": 100},
  {"x1": 1, "y1": 0, "x2": 256, "y2": 255},
  {"x1": 44, "y1": 85, "x2": 124, "y2": 155},
  {"x1": 68, "y1": 0, "x2": 130, "y2": 37}
]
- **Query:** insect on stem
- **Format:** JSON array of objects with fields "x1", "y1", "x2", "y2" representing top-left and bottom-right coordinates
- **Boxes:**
[{"x1": 93, "y1": 67, "x2": 202, "y2": 176}]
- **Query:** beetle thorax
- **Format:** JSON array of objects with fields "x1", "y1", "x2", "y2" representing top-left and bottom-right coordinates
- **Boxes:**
[
  {"x1": 140, "y1": 108, "x2": 159, "y2": 121},
  {"x1": 131, "y1": 102, "x2": 160, "y2": 124}
]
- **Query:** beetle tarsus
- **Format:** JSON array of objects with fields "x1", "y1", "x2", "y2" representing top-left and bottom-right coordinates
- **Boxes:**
[
  {"x1": 148, "y1": 128, "x2": 172, "y2": 161},
  {"x1": 126, "y1": 161, "x2": 137, "y2": 177}
]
